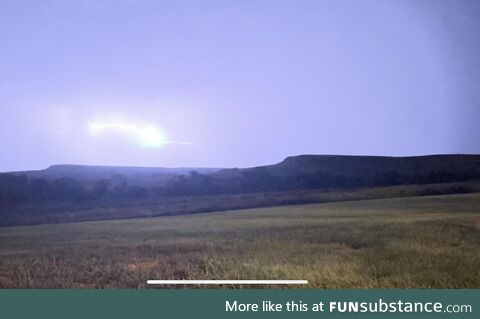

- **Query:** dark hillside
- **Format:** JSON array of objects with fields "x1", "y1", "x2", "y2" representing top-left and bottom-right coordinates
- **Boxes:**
[
  {"x1": 1, "y1": 154, "x2": 479, "y2": 226},
  {"x1": 196, "y1": 154, "x2": 480, "y2": 194}
]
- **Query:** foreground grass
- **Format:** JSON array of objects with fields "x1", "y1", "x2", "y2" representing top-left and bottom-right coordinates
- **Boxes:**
[{"x1": 1, "y1": 193, "x2": 479, "y2": 288}]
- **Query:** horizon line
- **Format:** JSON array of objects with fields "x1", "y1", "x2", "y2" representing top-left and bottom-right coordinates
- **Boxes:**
[{"x1": 2, "y1": 152, "x2": 479, "y2": 174}]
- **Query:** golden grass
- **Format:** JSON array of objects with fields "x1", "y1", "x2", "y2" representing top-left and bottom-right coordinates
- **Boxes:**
[{"x1": 1, "y1": 193, "x2": 479, "y2": 288}]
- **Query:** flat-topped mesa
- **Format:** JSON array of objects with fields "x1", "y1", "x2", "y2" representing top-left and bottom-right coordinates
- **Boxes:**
[{"x1": 276, "y1": 154, "x2": 480, "y2": 175}]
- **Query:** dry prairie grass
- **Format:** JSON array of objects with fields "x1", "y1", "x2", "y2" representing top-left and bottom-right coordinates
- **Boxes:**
[{"x1": 1, "y1": 193, "x2": 479, "y2": 288}]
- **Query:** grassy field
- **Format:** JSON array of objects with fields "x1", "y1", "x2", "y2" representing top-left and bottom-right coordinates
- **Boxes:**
[{"x1": 1, "y1": 193, "x2": 480, "y2": 288}]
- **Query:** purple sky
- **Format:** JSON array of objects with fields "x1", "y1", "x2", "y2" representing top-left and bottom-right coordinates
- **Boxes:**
[{"x1": 1, "y1": 0, "x2": 479, "y2": 171}]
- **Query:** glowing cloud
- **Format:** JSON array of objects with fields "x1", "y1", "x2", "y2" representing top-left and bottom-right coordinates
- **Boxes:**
[{"x1": 88, "y1": 121, "x2": 190, "y2": 148}]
